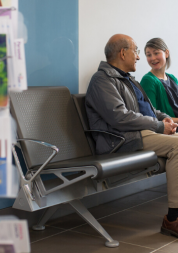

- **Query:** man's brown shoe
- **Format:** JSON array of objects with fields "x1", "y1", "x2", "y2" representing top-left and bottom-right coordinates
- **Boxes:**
[{"x1": 161, "y1": 215, "x2": 178, "y2": 237}]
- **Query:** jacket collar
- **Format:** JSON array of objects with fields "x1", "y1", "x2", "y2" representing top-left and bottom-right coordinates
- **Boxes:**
[{"x1": 98, "y1": 61, "x2": 135, "y2": 80}]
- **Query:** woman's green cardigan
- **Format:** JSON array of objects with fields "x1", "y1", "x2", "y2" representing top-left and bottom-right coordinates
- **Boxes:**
[{"x1": 140, "y1": 72, "x2": 178, "y2": 117}]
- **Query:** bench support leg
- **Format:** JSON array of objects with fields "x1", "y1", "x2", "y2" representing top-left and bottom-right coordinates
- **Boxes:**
[
  {"x1": 32, "y1": 205, "x2": 60, "y2": 231},
  {"x1": 69, "y1": 199, "x2": 119, "y2": 248}
]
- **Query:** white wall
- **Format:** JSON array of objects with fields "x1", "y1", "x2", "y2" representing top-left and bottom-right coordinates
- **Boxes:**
[{"x1": 79, "y1": 0, "x2": 178, "y2": 93}]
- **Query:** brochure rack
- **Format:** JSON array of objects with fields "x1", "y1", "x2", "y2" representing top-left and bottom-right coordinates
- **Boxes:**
[{"x1": 0, "y1": 2, "x2": 30, "y2": 252}]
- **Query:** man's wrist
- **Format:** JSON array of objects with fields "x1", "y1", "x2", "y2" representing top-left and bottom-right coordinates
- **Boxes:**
[{"x1": 156, "y1": 121, "x2": 164, "y2": 134}]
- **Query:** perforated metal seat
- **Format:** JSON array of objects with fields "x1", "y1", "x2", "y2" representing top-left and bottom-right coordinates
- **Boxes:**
[
  {"x1": 10, "y1": 87, "x2": 92, "y2": 169},
  {"x1": 10, "y1": 87, "x2": 157, "y2": 180}
]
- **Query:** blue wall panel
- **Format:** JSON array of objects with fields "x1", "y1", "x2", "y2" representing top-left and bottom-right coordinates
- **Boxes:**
[
  {"x1": 0, "y1": 0, "x2": 78, "y2": 210},
  {"x1": 20, "y1": 0, "x2": 78, "y2": 93}
]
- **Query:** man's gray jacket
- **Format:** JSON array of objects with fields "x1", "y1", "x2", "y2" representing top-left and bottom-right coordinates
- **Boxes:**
[{"x1": 85, "y1": 61, "x2": 170, "y2": 154}]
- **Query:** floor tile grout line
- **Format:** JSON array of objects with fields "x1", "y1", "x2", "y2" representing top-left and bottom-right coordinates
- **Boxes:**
[
  {"x1": 31, "y1": 193, "x2": 168, "y2": 245},
  {"x1": 46, "y1": 224, "x2": 88, "y2": 232},
  {"x1": 67, "y1": 229, "x2": 177, "y2": 252},
  {"x1": 119, "y1": 240, "x2": 155, "y2": 250},
  {"x1": 46, "y1": 223, "x2": 88, "y2": 231},
  {"x1": 46, "y1": 194, "x2": 167, "y2": 232},
  {"x1": 43, "y1": 194, "x2": 168, "y2": 246},
  {"x1": 31, "y1": 224, "x2": 103, "y2": 244},
  {"x1": 66, "y1": 229, "x2": 103, "y2": 239},
  {"x1": 147, "y1": 190, "x2": 167, "y2": 194},
  {"x1": 66, "y1": 229, "x2": 178, "y2": 253},
  {"x1": 129, "y1": 209, "x2": 166, "y2": 218},
  {"x1": 31, "y1": 229, "x2": 70, "y2": 244},
  {"x1": 148, "y1": 238, "x2": 178, "y2": 253},
  {"x1": 147, "y1": 189, "x2": 167, "y2": 192},
  {"x1": 31, "y1": 225, "x2": 157, "y2": 251},
  {"x1": 97, "y1": 194, "x2": 167, "y2": 221},
  {"x1": 59, "y1": 229, "x2": 157, "y2": 251}
]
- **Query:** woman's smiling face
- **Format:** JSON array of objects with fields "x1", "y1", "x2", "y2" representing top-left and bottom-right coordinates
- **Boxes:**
[{"x1": 145, "y1": 47, "x2": 169, "y2": 71}]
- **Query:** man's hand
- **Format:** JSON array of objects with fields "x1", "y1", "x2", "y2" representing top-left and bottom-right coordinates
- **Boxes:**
[
  {"x1": 163, "y1": 118, "x2": 174, "y2": 124},
  {"x1": 163, "y1": 118, "x2": 178, "y2": 134}
]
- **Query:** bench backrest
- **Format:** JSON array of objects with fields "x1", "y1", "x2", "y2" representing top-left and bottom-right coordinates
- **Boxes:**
[
  {"x1": 10, "y1": 87, "x2": 92, "y2": 169},
  {"x1": 73, "y1": 94, "x2": 96, "y2": 155}
]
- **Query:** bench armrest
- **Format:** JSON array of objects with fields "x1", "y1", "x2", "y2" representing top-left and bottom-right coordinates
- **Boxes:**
[
  {"x1": 12, "y1": 138, "x2": 59, "y2": 183},
  {"x1": 17, "y1": 138, "x2": 59, "y2": 152},
  {"x1": 85, "y1": 130, "x2": 125, "y2": 153}
]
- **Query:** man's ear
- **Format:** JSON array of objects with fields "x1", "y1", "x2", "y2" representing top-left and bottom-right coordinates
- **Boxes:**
[{"x1": 120, "y1": 48, "x2": 125, "y2": 60}]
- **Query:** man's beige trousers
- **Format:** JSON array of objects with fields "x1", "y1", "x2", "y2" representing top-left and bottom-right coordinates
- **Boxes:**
[{"x1": 141, "y1": 130, "x2": 178, "y2": 208}]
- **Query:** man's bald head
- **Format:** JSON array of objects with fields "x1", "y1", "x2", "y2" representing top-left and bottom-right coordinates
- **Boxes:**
[{"x1": 105, "y1": 34, "x2": 133, "y2": 62}]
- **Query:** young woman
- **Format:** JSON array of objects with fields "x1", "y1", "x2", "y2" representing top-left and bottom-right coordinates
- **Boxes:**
[{"x1": 140, "y1": 38, "x2": 178, "y2": 124}]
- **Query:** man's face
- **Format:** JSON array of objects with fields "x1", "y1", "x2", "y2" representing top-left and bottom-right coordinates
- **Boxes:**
[{"x1": 124, "y1": 40, "x2": 140, "y2": 72}]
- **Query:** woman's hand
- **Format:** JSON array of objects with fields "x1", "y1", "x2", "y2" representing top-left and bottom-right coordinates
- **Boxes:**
[{"x1": 171, "y1": 117, "x2": 178, "y2": 124}]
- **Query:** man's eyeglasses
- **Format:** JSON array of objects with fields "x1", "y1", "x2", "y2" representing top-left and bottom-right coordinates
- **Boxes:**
[
  {"x1": 123, "y1": 47, "x2": 140, "y2": 55},
  {"x1": 135, "y1": 49, "x2": 140, "y2": 55}
]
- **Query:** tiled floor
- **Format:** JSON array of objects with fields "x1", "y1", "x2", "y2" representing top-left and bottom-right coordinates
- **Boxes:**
[{"x1": 29, "y1": 184, "x2": 178, "y2": 253}]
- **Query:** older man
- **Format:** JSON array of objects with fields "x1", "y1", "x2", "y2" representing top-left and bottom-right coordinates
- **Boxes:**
[{"x1": 85, "y1": 34, "x2": 178, "y2": 237}]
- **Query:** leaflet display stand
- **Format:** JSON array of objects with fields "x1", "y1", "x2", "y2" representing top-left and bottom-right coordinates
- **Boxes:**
[
  {"x1": 0, "y1": 2, "x2": 27, "y2": 198},
  {"x1": 0, "y1": 2, "x2": 30, "y2": 252},
  {"x1": 0, "y1": 216, "x2": 30, "y2": 253}
]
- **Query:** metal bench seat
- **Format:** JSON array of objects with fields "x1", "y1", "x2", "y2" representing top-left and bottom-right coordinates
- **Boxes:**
[
  {"x1": 33, "y1": 151, "x2": 157, "y2": 180},
  {"x1": 9, "y1": 86, "x2": 158, "y2": 248}
]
